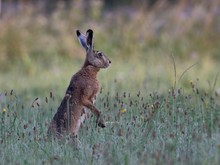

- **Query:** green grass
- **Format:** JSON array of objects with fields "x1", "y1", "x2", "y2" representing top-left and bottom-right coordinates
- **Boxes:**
[{"x1": 0, "y1": 82, "x2": 220, "y2": 165}]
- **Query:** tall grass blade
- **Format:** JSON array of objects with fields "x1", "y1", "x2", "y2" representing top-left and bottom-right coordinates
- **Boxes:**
[
  {"x1": 211, "y1": 72, "x2": 219, "y2": 95},
  {"x1": 177, "y1": 62, "x2": 199, "y2": 86},
  {"x1": 171, "y1": 53, "x2": 177, "y2": 89}
]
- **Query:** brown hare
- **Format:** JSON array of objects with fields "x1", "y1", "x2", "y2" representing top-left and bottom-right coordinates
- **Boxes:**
[{"x1": 48, "y1": 29, "x2": 111, "y2": 139}]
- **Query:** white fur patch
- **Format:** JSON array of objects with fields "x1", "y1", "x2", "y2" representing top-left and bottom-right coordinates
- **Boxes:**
[{"x1": 76, "y1": 108, "x2": 89, "y2": 134}]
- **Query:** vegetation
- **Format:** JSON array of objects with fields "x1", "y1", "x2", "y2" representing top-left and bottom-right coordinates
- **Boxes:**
[
  {"x1": 0, "y1": 83, "x2": 220, "y2": 164},
  {"x1": 0, "y1": 0, "x2": 220, "y2": 164}
]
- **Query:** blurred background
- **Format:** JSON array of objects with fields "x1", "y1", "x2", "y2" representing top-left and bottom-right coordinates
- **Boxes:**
[{"x1": 0, "y1": 0, "x2": 220, "y2": 98}]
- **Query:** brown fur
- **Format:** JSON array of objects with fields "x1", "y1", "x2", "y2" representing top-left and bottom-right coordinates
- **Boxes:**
[{"x1": 47, "y1": 29, "x2": 111, "y2": 138}]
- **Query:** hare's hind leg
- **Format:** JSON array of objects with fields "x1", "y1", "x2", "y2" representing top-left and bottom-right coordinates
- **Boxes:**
[{"x1": 75, "y1": 108, "x2": 89, "y2": 133}]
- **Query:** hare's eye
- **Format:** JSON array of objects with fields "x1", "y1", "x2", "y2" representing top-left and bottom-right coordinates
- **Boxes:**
[{"x1": 97, "y1": 52, "x2": 103, "y2": 58}]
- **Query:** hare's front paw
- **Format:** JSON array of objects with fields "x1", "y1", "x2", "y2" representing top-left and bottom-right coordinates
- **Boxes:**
[{"x1": 97, "y1": 116, "x2": 106, "y2": 128}]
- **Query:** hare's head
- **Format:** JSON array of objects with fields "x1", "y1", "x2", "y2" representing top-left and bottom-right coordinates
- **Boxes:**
[{"x1": 76, "y1": 29, "x2": 111, "y2": 69}]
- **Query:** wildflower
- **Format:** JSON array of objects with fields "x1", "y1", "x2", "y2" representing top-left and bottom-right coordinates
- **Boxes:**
[
  {"x1": 2, "y1": 108, "x2": 6, "y2": 113},
  {"x1": 117, "y1": 107, "x2": 127, "y2": 117},
  {"x1": 120, "y1": 108, "x2": 127, "y2": 114}
]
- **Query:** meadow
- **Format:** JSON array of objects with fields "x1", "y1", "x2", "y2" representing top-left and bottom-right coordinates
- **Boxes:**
[{"x1": 0, "y1": 1, "x2": 220, "y2": 164}]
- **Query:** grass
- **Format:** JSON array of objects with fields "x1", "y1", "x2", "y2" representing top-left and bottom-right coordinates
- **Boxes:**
[
  {"x1": 0, "y1": 1, "x2": 220, "y2": 164},
  {"x1": 0, "y1": 81, "x2": 220, "y2": 165}
]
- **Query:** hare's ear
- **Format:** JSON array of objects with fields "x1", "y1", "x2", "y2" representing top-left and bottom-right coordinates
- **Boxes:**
[
  {"x1": 76, "y1": 30, "x2": 88, "y2": 50},
  {"x1": 86, "y1": 29, "x2": 93, "y2": 50}
]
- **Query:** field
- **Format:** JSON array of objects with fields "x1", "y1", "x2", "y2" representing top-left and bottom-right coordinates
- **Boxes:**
[{"x1": 0, "y1": 1, "x2": 220, "y2": 165}]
